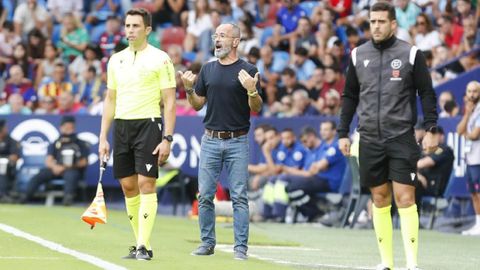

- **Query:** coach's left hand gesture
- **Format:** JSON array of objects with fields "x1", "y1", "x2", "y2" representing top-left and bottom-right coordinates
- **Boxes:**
[
  {"x1": 238, "y1": 69, "x2": 259, "y2": 93},
  {"x1": 153, "y1": 141, "x2": 171, "y2": 166}
]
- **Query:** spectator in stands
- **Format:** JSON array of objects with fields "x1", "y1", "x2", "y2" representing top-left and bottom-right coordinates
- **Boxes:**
[
  {"x1": 167, "y1": 44, "x2": 187, "y2": 73},
  {"x1": 292, "y1": 47, "x2": 316, "y2": 85},
  {"x1": 69, "y1": 43, "x2": 103, "y2": 84},
  {"x1": 270, "y1": 0, "x2": 307, "y2": 51},
  {"x1": 183, "y1": 0, "x2": 212, "y2": 52},
  {"x1": 86, "y1": 0, "x2": 121, "y2": 25},
  {"x1": 35, "y1": 43, "x2": 61, "y2": 88},
  {"x1": 57, "y1": 91, "x2": 87, "y2": 115},
  {"x1": 291, "y1": 47, "x2": 316, "y2": 86},
  {"x1": 2, "y1": 64, "x2": 36, "y2": 108},
  {"x1": 321, "y1": 89, "x2": 341, "y2": 116},
  {"x1": 345, "y1": 24, "x2": 366, "y2": 55},
  {"x1": 443, "y1": 99, "x2": 460, "y2": 118},
  {"x1": 74, "y1": 65, "x2": 105, "y2": 108},
  {"x1": 18, "y1": 116, "x2": 89, "y2": 206},
  {"x1": 438, "y1": 91, "x2": 456, "y2": 118},
  {"x1": 47, "y1": 0, "x2": 83, "y2": 24},
  {"x1": 454, "y1": 0, "x2": 475, "y2": 25},
  {"x1": 290, "y1": 16, "x2": 317, "y2": 58},
  {"x1": 10, "y1": 43, "x2": 35, "y2": 80},
  {"x1": 437, "y1": 14, "x2": 463, "y2": 57},
  {"x1": 57, "y1": 13, "x2": 89, "y2": 63},
  {"x1": 38, "y1": 62, "x2": 74, "y2": 99},
  {"x1": 412, "y1": 13, "x2": 441, "y2": 52},
  {"x1": 246, "y1": 46, "x2": 260, "y2": 65},
  {"x1": 306, "y1": 67, "x2": 325, "y2": 100},
  {"x1": 197, "y1": 9, "x2": 221, "y2": 62},
  {"x1": 457, "y1": 80, "x2": 480, "y2": 235},
  {"x1": 0, "y1": 93, "x2": 32, "y2": 114},
  {"x1": 98, "y1": 15, "x2": 123, "y2": 59},
  {"x1": 151, "y1": 0, "x2": 188, "y2": 28},
  {"x1": 25, "y1": 28, "x2": 46, "y2": 63},
  {"x1": 394, "y1": 0, "x2": 421, "y2": 32},
  {"x1": 34, "y1": 95, "x2": 57, "y2": 114},
  {"x1": 327, "y1": 0, "x2": 352, "y2": 24},
  {"x1": 269, "y1": 67, "x2": 306, "y2": 109},
  {"x1": 0, "y1": 21, "x2": 21, "y2": 66},
  {"x1": 13, "y1": 0, "x2": 50, "y2": 37},
  {"x1": 320, "y1": 65, "x2": 344, "y2": 99},
  {"x1": 328, "y1": 39, "x2": 348, "y2": 72},
  {"x1": 291, "y1": 89, "x2": 319, "y2": 117},
  {"x1": 431, "y1": 45, "x2": 463, "y2": 85},
  {"x1": 237, "y1": 17, "x2": 259, "y2": 59},
  {"x1": 458, "y1": 15, "x2": 477, "y2": 55},
  {"x1": 0, "y1": 119, "x2": 20, "y2": 203},
  {"x1": 315, "y1": 21, "x2": 336, "y2": 60},
  {"x1": 416, "y1": 126, "x2": 454, "y2": 204},
  {"x1": 257, "y1": 46, "x2": 288, "y2": 105},
  {"x1": 231, "y1": 0, "x2": 256, "y2": 22}
]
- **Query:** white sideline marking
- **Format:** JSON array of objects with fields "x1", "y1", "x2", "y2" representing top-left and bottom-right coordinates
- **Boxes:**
[
  {"x1": 217, "y1": 244, "x2": 375, "y2": 270},
  {"x1": 0, "y1": 223, "x2": 127, "y2": 270}
]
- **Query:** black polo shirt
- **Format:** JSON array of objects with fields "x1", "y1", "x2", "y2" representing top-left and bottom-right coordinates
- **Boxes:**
[
  {"x1": 419, "y1": 143, "x2": 454, "y2": 196},
  {"x1": 0, "y1": 136, "x2": 20, "y2": 158},
  {"x1": 194, "y1": 59, "x2": 260, "y2": 131}
]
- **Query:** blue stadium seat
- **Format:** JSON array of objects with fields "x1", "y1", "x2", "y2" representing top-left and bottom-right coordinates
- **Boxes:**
[{"x1": 15, "y1": 155, "x2": 46, "y2": 194}]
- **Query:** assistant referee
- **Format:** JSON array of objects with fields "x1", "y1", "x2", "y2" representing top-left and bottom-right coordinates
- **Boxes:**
[
  {"x1": 338, "y1": 2, "x2": 438, "y2": 270},
  {"x1": 99, "y1": 8, "x2": 176, "y2": 261}
]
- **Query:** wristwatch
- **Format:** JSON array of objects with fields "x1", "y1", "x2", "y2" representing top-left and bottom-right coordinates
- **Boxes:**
[{"x1": 163, "y1": 135, "x2": 173, "y2": 142}]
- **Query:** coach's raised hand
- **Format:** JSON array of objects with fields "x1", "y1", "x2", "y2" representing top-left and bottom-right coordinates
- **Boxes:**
[
  {"x1": 178, "y1": 70, "x2": 196, "y2": 90},
  {"x1": 238, "y1": 69, "x2": 259, "y2": 93}
]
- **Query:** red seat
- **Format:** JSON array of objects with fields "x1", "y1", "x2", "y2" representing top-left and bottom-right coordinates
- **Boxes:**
[{"x1": 161, "y1": 26, "x2": 186, "y2": 51}]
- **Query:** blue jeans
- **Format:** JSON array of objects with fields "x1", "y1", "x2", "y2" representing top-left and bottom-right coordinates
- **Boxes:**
[{"x1": 198, "y1": 134, "x2": 249, "y2": 253}]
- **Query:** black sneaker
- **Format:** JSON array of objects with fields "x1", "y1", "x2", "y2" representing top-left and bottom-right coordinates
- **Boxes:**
[
  {"x1": 191, "y1": 245, "x2": 214, "y2": 256},
  {"x1": 136, "y1": 245, "x2": 151, "y2": 260},
  {"x1": 122, "y1": 246, "x2": 137, "y2": 259}
]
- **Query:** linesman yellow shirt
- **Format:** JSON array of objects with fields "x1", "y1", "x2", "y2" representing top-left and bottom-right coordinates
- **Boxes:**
[{"x1": 107, "y1": 44, "x2": 176, "y2": 119}]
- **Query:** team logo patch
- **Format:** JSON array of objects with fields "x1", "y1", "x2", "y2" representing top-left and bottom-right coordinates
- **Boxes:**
[
  {"x1": 277, "y1": 151, "x2": 286, "y2": 161},
  {"x1": 293, "y1": 151, "x2": 303, "y2": 161},
  {"x1": 410, "y1": 173, "x2": 416, "y2": 181},
  {"x1": 363, "y1": 59, "x2": 370, "y2": 67},
  {"x1": 391, "y1": 59, "x2": 402, "y2": 69}
]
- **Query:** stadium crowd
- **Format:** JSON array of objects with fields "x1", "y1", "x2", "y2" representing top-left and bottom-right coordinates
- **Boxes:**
[{"x1": 0, "y1": 0, "x2": 478, "y2": 117}]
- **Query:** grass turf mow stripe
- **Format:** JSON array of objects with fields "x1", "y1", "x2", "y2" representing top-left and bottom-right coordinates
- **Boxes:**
[{"x1": 0, "y1": 223, "x2": 127, "y2": 270}]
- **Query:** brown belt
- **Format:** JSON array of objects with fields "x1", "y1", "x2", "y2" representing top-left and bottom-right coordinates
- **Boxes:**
[{"x1": 205, "y1": 129, "x2": 248, "y2": 139}]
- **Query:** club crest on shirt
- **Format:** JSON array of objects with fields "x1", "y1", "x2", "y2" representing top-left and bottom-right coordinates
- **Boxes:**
[{"x1": 391, "y1": 59, "x2": 402, "y2": 69}]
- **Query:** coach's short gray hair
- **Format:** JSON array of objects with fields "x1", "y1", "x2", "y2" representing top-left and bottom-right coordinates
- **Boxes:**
[{"x1": 228, "y1": 23, "x2": 241, "y2": 39}]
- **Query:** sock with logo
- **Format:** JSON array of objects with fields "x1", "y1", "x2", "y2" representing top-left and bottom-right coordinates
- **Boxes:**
[
  {"x1": 125, "y1": 195, "x2": 140, "y2": 243},
  {"x1": 399, "y1": 204, "x2": 419, "y2": 269},
  {"x1": 138, "y1": 193, "x2": 158, "y2": 250},
  {"x1": 372, "y1": 204, "x2": 393, "y2": 269}
]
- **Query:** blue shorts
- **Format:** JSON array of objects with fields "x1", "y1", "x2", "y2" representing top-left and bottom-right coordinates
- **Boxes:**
[{"x1": 466, "y1": 165, "x2": 480, "y2": 193}]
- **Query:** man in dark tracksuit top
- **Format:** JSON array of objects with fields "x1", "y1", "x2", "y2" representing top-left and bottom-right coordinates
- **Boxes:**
[
  {"x1": 337, "y1": 3, "x2": 438, "y2": 270},
  {"x1": 179, "y1": 23, "x2": 263, "y2": 260}
]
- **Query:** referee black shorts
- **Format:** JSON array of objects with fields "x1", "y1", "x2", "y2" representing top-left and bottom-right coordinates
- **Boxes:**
[
  {"x1": 113, "y1": 117, "x2": 163, "y2": 179},
  {"x1": 359, "y1": 130, "x2": 421, "y2": 188}
]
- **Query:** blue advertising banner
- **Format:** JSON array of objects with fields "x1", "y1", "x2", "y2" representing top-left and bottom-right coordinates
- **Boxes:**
[{"x1": 3, "y1": 115, "x2": 470, "y2": 197}]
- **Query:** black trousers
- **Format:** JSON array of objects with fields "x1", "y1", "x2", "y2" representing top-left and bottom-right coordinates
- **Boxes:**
[{"x1": 24, "y1": 168, "x2": 82, "y2": 200}]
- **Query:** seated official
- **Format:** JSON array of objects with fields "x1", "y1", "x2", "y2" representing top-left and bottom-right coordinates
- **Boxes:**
[
  {"x1": 18, "y1": 116, "x2": 89, "y2": 205},
  {"x1": 416, "y1": 126, "x2": 454, "y2": 199},
  {"x1": 0, "y1": 119, "x2": 20, "y2": 203}
]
